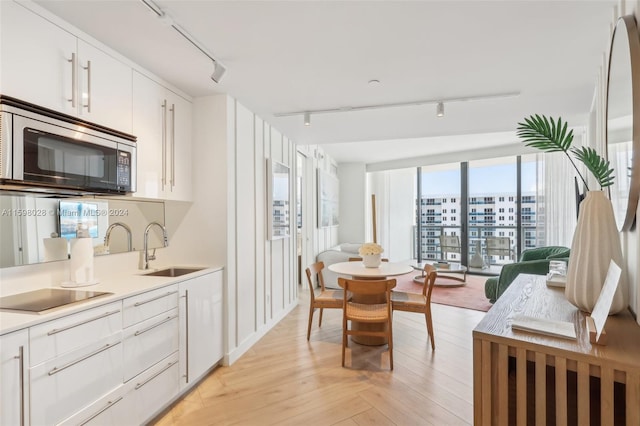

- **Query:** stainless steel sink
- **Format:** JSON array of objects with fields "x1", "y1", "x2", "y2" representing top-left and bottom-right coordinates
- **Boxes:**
[{"x1": 143, "y1": 267, "x2": 205, "y2": 277}]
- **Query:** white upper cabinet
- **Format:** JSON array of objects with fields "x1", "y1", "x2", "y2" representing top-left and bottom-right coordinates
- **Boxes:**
[
  {"x1": 133, "y1": 71, "x2": 192, "y2": 201},
  {"x1": 76, "y1": 40, "x2": 132, "y2": 132},
  {"x1": 0, "y1": 1, "x2": 132, "y2": 133}
]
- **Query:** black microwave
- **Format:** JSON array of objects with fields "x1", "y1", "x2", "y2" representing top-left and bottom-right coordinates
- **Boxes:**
[{"x1": 0, "y1": 96, "x2": 136, "y2": 194}]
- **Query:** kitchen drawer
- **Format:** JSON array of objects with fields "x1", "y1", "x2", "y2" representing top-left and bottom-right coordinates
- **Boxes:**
[
  {"x1": 30, "y1": 333, "x2": 123, "y2": 426},
  {"x1": 122, "y1": 284, "x2": 178, "y2": 328},
  {"x1": 119, "y1": 352, "x2": 180, "y2": 425},
  {"x1": 122, "y1": 308, "x2": 179, "y2": 382},
  {"x1": 57, "y1": 385, "x2": 128, "y2": 426},
  {"x1": 30, "y1": 301, "x2": 122, "y2": 366}
]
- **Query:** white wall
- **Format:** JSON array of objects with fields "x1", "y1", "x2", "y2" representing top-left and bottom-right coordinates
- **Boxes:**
[
  {"x1": 167, "y1": 95, "x2": 298, "y2": 364},
  {"x1": 338, "y1": 163, "x2": 366, "y2": 244}
]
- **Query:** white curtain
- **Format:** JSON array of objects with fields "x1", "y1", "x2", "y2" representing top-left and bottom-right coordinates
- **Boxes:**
[{"x1": 537, "y1": 148, "x2": 582, "y2": 248}]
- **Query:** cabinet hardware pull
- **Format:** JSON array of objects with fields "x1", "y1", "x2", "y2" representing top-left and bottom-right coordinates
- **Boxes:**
[
  {"x1": 48, "y1": 342, "x2": 120, "y2": 376},
  {"x1": 161, "y1": 100, "x2": 167, "y2": 189},
  {"x1": 78, "y1": 396, "x2": 123, "y2": 426},
  {"x1": 82, "y1": 60, "x2": 92, "y2": 112},
  {"x1": 133, "y1": 290, "x2": 177, "y2": 307},
  {"x1": 170, "y1": 103, "x2": 176, "y2": 189},
  {"x1": 133, "y1": 314, "x2": 177, "y2": 336},
  {"x1": 135, "y1": 360, "x2": 178, "y2": 390},
  {"x1": 185, "y1": 289, "x2": 189, "y2": 383},
  {"x1": 68, "y1": 52, "x2": 77, "y2": 108},
  {"x1": 47, "y1": 309, "x2": 121, "y2": 336},
  {"x1": 15, "y1": 346, "x2": 24, "y2": 426}
]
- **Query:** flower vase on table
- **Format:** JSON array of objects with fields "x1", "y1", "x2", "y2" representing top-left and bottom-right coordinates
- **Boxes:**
[
  {"x1": 565, "y1": 190, "x2": 628, "y2": 314},
  {"x1": 359, "y1": 242, "x2": 384, "y2": 268}
]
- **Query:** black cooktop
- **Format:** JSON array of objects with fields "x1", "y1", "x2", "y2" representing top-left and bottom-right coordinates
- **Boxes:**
[{"x1": 0, "y1": 288, "x2": 112, "y2": 313}]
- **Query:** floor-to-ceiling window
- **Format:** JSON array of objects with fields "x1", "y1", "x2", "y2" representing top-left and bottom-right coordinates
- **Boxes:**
[{"x1": 413, "y1": 155, "x2": 541, "y2": 270}]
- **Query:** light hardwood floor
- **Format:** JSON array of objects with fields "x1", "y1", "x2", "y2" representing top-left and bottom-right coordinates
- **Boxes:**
[{"x1": 152, "y1": 286, "x2": 486, "y2": 426}]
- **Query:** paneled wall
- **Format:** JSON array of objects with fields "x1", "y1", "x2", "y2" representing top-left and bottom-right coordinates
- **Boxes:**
[{"x1": 166, "y1": 95, "x2": 297, "y2": 364}]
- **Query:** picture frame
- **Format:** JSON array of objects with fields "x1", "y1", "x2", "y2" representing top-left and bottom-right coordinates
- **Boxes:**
[
  {"x1": 317, "y1": 169, "x2": 339, "y2": 228},
  {"x1": 58, "y1": 200, "x2": 99, "y2": 239},
  {"x1": 267, "y1": 159, "x2": 291, "y2": 240}
]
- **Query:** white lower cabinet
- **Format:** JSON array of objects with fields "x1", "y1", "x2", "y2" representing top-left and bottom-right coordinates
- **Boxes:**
[
  {"x1": 119, "y1": 352, "x2": 181, "y2": 424},
  {"x1": 30, "y1": 333, "x2": 123, "y2": 426},
  {"x1": 122, "y1": 308, "x2": 179, "y2": 382},
  {"x1": 57, "y1": 386, "x2": 128, "y2": 426},
  {"x1": 5, "y1": 269, "x2": 224, "y2": 425},
  {"x1": 179, "y1": 270, "x2": 224, "y2": 388},
  {"x1": 0, "y1": 329, "x2": 29, "y2": 426}
]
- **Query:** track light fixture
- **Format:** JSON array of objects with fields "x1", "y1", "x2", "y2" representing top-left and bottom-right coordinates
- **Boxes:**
[
  {"x1": 304, "y1": 112, "x2": 311, "y2": 126},
  {"x1": 274, "y1": 91, "x2": 519, "y2": 120},
  {"x1": 140, "y1": 0, "x2": 226, "y2": 84},
  {"x1": 211, "y1": 60, "x2": 226, "y2": 83}
]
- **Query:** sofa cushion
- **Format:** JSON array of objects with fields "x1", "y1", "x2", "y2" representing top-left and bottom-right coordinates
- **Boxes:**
[{"x1": 339, "y1": 243, "x2": 361, "y2": 253}]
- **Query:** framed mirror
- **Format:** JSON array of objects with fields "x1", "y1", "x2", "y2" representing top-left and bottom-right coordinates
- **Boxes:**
[
  {"x1": 606, "y1": 15, "x2": 640, "y2": 231},
  {"x1": 267, "y1": 159, "x2": 291, "y2": 240}
]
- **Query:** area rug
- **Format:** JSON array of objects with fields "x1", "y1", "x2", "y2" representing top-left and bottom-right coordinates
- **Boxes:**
[{"x1": 393, "y1": 271, "x2": 493, "y2": 312}]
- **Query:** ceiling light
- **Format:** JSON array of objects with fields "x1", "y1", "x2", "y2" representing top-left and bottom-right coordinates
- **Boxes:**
[
  {"x1": 211, "y1": 60, "x2": 226, "y2": 83},
  {"x1": 275, "y1": 92, "x2": 519, "y2": 119},
  {"x1": 368, "y1": 79, "x2": 381, "y2": 86},
  {"x1": 436, "y1": 102, "x2": 444, "y2": 117},
  {"x1": 304, "y1": 112, "x2": 311, "y2": 126}
]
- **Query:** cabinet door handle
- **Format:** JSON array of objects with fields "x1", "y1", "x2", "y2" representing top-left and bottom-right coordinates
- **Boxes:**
[
  {"x1": 48, "y1": 342, "x2": 120, "y2": 376},
  {"x1": 184, "y1": 289, "x2": 189, "y2": 383},
  {"x1": 135, "y1": 359, "x2": 178, "y2": 390},
  {"x1": 47, "y1": 309, "x2": 121, "y2": 336},
  {"x1": 161, "y1": 100, "x2": 167, "y2": 189},
  {"x1": 14, "y1": 346, "x2": 24, "y2": 426},
  {"x1": 78, "y1": 396, "x2": 123, "y2": 426},
  {"x1": 68, "y1": 52, "x2": 77, "y2": 108},
  {"x1": 133, "y1": 290, "x2": 177, "y2": 307},
  {"x1": 170, "y1": 103, "x2": 176, "y2": 189},
  {"x1": 134, "y1": 314, "x2": 177, "y2": 336},
  {"x1": 82, "y1": 60, "x2": 92, "y2": 112}
]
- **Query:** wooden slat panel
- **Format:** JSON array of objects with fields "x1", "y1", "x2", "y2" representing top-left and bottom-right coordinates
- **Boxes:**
[
  {"x1": 473, "y1": 338, "x2": 483, "y2": 425},
  {"x1": 497, "y1": 344, "x2": 509, "y2": 426},
  {"x1": 577, "y1": 362, "x2": 590, "y2": 426},
  {"x1": 627, "y1": 372, "x2": 640, "y2": 426},
  {"x1": 535, "y1": 352, "x2": 546, "y2": 426},
  {"x1": 516, "y1": 347, "x2": 527, "y2": 426},
  {"x1": 555, "y1": 357, "x2": 567, "y2": 426},
  {"x1": 481, "y1": 340, "x2": 492, "y2": 426},
  {"x1": 600, "y1": 366, "x2": 614, "y2": 426}
]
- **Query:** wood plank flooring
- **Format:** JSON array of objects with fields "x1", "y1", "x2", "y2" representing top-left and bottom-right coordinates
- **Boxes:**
[{"x1": 151, "y1": 286, "x2": 486, "y2": 425}]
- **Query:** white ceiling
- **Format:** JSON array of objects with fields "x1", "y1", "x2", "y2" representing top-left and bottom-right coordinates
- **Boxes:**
[{"x1": 34, "y1": 0, "x2": 616, "y2": 165}]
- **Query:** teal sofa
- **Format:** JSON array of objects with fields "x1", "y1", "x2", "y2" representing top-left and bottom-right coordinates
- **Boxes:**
[{"x1": 484, "y1": 246, "x2": 570, "y2": 303}]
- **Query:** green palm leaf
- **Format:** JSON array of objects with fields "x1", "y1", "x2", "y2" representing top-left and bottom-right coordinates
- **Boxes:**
[
  {"x1": 571, "y1": 147, "x2": 615, "y2": 188},
  {"x1": 516, "y1": 114, "x2": 574, "y2": 153}
]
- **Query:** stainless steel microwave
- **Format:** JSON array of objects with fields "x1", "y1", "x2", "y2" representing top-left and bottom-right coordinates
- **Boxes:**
[{"x1": 0, "y1": 96, "x2": 136, "y2": 194}]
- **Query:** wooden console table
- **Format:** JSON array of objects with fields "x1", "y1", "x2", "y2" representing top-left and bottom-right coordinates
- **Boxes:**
[{"x1": 473, "y1": 274, "x2": 640, "y2": 425}]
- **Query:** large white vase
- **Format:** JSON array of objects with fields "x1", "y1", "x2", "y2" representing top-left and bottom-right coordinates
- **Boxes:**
[{"x1": 565, "y1": 191, "x2": 628, "y2": 314}]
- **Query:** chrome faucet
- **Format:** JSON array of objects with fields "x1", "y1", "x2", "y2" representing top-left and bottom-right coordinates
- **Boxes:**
[
  {"x1": 143, "y1": 221, "x2": 169, "y2": 270},
  {"x1": 104, "y1": 222, "x2": 133, "y2": 252}
]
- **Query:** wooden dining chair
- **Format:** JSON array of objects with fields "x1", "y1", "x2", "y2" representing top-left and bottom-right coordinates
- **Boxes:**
[
  {"x1": 337, "y1": 277, "x2": 396, "y2": 370},
  {"x1": 305, "y1": 261, "x2": 345, "y2": 340},
  {"x1": 391, "y1": 264, "x2": 437, "y2": 350}
]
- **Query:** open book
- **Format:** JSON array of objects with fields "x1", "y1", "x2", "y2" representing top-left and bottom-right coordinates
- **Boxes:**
[{"x1": 511, "y1": 314, "x2": 576, "y2": 340}]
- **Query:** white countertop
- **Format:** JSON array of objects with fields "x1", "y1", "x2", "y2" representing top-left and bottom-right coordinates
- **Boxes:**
[{"x1": 0, "y1": 265, "x2": 223, "y2": 335}]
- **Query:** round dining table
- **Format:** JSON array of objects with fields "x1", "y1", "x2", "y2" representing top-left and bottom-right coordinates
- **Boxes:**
[{"x1": 328, "y1": 261, "x2": 413, "y2": 345}]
